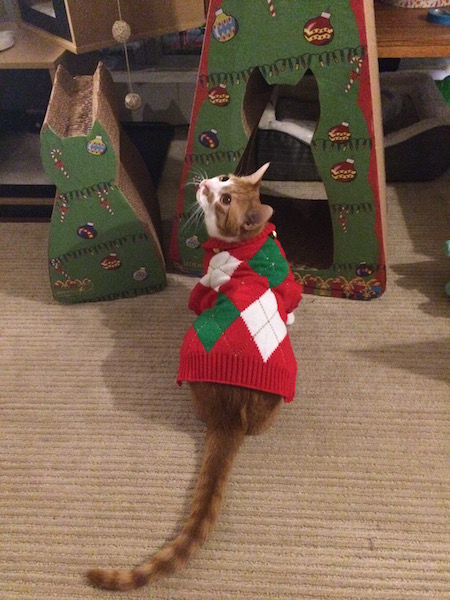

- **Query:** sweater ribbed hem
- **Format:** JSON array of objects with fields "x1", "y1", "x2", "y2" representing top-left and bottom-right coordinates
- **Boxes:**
[{"x1": 178, "y1": 353, "x2": 295, "y2": 402}]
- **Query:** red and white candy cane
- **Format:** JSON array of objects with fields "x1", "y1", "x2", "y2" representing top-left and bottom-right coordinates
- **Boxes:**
[
  {"x1": 345, "y1": 56, "x2": 363, "y2": 93},
  {"x1": 267, "y1": 0, "x2": 276, "y2": 17},
  {"x1": 338, "y1": 206, "x2": 349, "y2": 233},
  {"x1": 50, "y1": 148, "x2": 70, "y2": 178},
  {"x1": 96, "y1": 189, "x2": 114, "y2": 215},
  {"x1": 57, "y1": 193, "x2": 69, "y2": 222},
  {"x1": 49, "y1": 257, "x2": 69, "y2": 279}
]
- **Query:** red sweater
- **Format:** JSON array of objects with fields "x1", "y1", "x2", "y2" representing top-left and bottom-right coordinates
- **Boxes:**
[{"x1": 178, "y1": 223, "x2": 302, "y2": 402}]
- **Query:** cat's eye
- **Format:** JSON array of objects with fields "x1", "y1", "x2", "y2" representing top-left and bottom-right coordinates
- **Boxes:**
[
  {"x1": 219, "y1": 175, "x2": 229, "y2": 182},
  {"x1": 220, "y1": 194, "x2": 231, "y2": 205}
]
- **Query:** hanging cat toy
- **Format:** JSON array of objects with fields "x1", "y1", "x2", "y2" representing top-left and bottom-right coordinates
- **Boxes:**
[{"x1": 112, "y1": 0, "x2": 142, "y2": 110}]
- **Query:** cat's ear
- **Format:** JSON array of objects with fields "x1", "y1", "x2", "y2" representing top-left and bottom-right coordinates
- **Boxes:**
[
  {"x1": 243, "y1": 203, "x2": 273, "y2": 231},
  {"x1": 245, "y1": 162, "x2": 270, "y2": 186}
]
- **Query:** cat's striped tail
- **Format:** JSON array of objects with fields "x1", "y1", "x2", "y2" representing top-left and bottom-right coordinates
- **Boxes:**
[{"x1": 87, "y1": 424, "x2": 245, "y2": 590}]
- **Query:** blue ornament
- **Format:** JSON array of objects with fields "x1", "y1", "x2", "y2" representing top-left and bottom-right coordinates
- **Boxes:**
[
  {"x1": 212, "y1": 9, "x2": 238, "y2": 43},
  {"x1": 356, "y1": 262, "x2": 374, "y2": 277},
  {"x1": 186, "y1": 235, "x2": 201, "y2": 249},
  {"x1": 87, "y1": 135, "x2": 107, "y2": 155},
  {"x1": 77, "y1": 222, "x2": 97, "y2": 239},
  {"x1": 133, "y1": 267, "x2": 149, "y2": 281},
  {"x1": 199, "y1": 129, "x2": 219, "y2": 149}
]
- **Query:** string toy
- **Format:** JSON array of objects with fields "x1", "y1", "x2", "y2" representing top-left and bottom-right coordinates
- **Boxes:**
[{"x1": 112, "y1": 0, "x2": 142, "y2": 110}]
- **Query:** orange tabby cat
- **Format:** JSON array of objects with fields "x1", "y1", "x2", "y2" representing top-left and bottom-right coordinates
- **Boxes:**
[{"x1": 87, "y1": 163, "x2": 302, "y2": 590}]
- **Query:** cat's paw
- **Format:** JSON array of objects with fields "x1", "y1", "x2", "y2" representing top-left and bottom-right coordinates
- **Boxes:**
[{"x1": 286, "y1": 312, "x2": 295, "y2": 326}]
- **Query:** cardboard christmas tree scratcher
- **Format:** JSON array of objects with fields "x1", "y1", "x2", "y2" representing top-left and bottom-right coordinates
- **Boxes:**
[
  {"x1": 41, "y1": 63, "x2": 166, "y2": 303},
  {"x1": 170, "y1": 0, "x2": 386, "y2": 300}
]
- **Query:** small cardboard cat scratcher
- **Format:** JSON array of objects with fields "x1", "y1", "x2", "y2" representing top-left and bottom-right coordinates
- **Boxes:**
[
  {"x1": 41, "y1": 63, "x2": 166, "y2": 303},
  {"x1": 170, "y1": 0, "x2": 387, "y2": 300}
]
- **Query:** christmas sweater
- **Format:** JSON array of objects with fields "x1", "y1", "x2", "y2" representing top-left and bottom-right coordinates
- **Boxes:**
[{"x1": 178, "y1": 223, "x2": 302, "y2": 402}]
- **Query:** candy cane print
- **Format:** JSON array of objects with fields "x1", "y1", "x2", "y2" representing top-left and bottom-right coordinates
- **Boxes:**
[
  {"x1": 50, "y1": 148, "x2": 70, "y2": 178},
  {"x1": 267, "y1": 0, "x2": 276, "y2": 17}
]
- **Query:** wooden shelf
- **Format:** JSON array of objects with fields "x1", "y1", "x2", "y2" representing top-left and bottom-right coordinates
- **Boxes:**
[
  {"x1": 375, "y1": 4, "x2": 450, "y2": 58},
  {"x1": 0, "y1": 22, "x2": 65, "y2": 76}
]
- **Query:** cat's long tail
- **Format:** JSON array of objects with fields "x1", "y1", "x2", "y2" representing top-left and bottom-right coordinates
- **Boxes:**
[{"x1": 87, "y1": 423, "x2": 245, "y2": 590}]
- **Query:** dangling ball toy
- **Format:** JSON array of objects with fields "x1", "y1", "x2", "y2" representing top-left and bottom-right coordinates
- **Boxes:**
[{"x1": 113, "y1": 1, "x2": 142, "y2": 111}]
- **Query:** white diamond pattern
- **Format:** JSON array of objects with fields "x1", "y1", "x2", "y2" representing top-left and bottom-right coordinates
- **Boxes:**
[
  {"x1": 200, "y1": 251, "x2": 242, "y2": 291},
  {"x1": 241, "y1": 289, "x2": 287, "y2": 362}
]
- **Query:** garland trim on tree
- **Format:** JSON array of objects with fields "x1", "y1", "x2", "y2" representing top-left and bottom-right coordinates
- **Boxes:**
[
  {"x1": 200, "y1": 46, "x2": 366, "y2": 89},
  {"x1": 312, "y1": 138, "x2": 372, "y2": 152},
  {"x1": 186, "y1": 147, "x2": 246, "y2": 166},
  {"x1": 50, "y1": 232, "x2": 150, "y2": 264}
]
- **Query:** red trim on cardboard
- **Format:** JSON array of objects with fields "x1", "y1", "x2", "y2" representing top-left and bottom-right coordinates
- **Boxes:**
[{"x1": 351, "y1": 0, "x2": 386, "y2": 291}]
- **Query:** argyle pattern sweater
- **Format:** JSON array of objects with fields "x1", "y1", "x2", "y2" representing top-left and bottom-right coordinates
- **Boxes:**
[{"x1": 178, "y1": 223, "x2": 302, "y2": 402}]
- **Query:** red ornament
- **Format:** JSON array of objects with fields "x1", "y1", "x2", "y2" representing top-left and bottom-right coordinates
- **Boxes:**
[
  {"x1": 328, "y1": 122, "x2": 351, "y2": 144},
  {"x1": 100, "y1": 253, "x2": 122, "y2": 270},
  {"x1": 330, "y1": 158, "x2": 357, "y2": 183},
  {"x1": 303, "y1": 12, "x2": 334, "y2": 46},
  {"x1": 208, "y1": 83, "x2": 231, "y2": 107}
]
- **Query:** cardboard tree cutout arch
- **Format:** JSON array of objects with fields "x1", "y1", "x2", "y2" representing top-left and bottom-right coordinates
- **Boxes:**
[{"x1": 170, "y1": 0, "x2": 386, "y2": 300}]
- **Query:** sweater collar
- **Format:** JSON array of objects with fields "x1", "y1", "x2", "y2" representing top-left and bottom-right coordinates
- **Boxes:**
[{"x1": 202, "y1": 222, "x2": 276, "y2": 252}]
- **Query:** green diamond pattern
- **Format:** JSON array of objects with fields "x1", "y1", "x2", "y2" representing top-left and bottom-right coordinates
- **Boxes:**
[
  {"x1": 248, "y1": 237, "x2": 289, "y2": 288},
  {"x1": 194, "y1": 292, "x2": 240, "y2": 352}
]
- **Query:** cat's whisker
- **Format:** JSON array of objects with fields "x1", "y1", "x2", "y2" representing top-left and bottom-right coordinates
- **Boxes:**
[
  {"x1": 181, "y1": 203, "x2": 204, "y2": 231},
  {"x1": 184, "y1": 168, "x2": 207, "y2": 189},
  {"x1": 190, "y1": 166, "x2": 209, "y2": 183},
  {"x1": 184, "y1": 201, "x2": 200, "y2": 214}
]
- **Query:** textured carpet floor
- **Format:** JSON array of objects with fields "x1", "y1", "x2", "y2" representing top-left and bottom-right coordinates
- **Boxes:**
[{"x1": 0, "y1": 149, "x2": 448, "y2": 598}]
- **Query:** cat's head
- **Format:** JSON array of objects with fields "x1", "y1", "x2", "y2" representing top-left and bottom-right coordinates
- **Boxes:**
[{"x1": 196, "y1": 163, "x2": 273, "y2": 242}]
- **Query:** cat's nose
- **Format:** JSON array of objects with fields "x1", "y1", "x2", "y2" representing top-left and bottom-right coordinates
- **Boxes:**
[{"x1": 200, "y1": 181, "x2": 209, "y2": 193}]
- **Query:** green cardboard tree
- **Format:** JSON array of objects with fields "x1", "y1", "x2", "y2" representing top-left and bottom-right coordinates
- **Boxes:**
[
  {"x1": 41, "y1": 63, "x2": 166, "y2": 303},
  {"x1": 171, "y1": 0, "x2": 386, "y2": 300}
]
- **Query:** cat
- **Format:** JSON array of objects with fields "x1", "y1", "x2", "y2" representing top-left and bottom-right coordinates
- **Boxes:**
[{"x1": 87, "y1": 162, "x2": 303, "y2": 590}]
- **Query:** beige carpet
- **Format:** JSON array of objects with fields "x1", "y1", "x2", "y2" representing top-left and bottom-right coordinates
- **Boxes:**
[{"x1": 1, "y1": 143, "x2": 449, "y2": 599}]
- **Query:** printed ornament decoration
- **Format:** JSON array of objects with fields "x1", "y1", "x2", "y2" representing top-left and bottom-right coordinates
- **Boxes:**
[
  {"x1": 303, "y1": 12, "x2": 334, "y2": 45},
  {"x1": 208, "y1": 83, "x2": 231, "y2": 107},
  {"x1": 356, "y1": 262, "x2": 374, "y2": 277},
  {"x1": 100, "y1": 253, "x2": 122, "y2": 270},
  {"x1": 77, "y1": 222, "x2": 97, "y2": 239},
  {"x1": 199, "y1": 129, "x2": 220, "y2": 149},
  {"x1": 331, "y1": 158, "x2": 357, "y2": 182},
  {"x1": 212, "y1": 9, "x2": 238, "y2": 42},
  {"x1": 133, "y1": 267, "x2": 149, "y2": 281},
  {"x1": 87, "y1": 135, "x2": 107, "y2": 155},
  {"x1": 186, "y1": 235, "x2": 201, "y2": 249},
  {"x1": 328, "y1": 122, "x2": 351, "y2": 144}
]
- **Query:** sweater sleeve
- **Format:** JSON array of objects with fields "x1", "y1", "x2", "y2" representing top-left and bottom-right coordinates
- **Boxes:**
[
  {"x1": 273, "y1": 268, "x2": 302, "y2": 315},
  {"x1": 188, "y1": 248, "x2": 218, "y2": 315},
  {"x1": 272, "y1": 239, "x2": 302, "y2": 315},
  {"x1": 188, "y1": 282, "x2": 218, "y2": 315}
]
